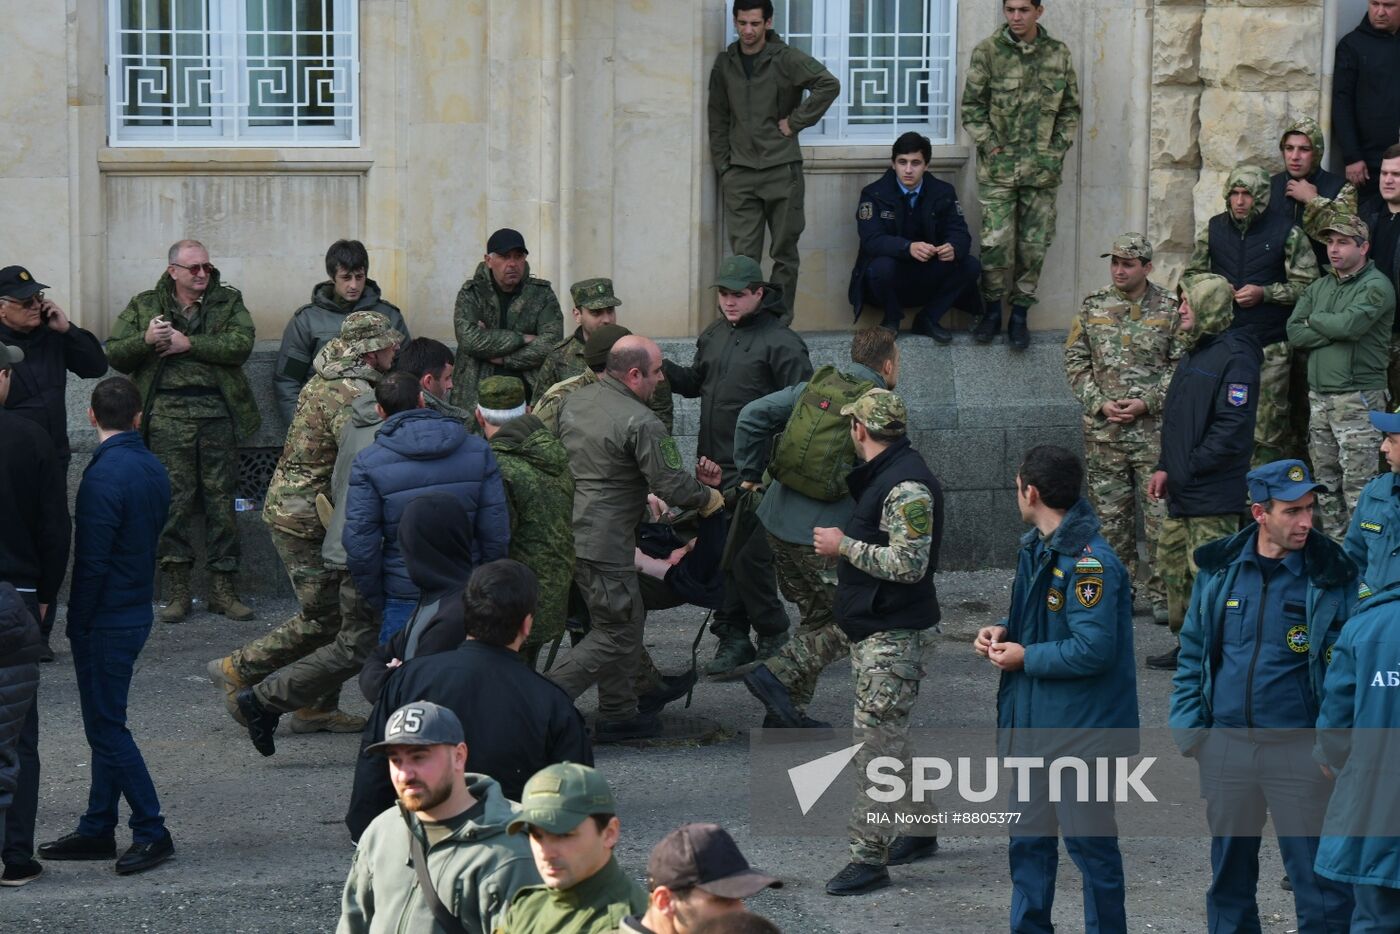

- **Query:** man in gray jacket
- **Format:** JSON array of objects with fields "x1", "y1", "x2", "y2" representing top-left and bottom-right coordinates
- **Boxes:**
[{"x1": 337, "y1": 701, "x2": 539, "y2": 934}]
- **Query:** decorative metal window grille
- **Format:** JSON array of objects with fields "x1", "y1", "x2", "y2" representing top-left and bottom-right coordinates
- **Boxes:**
[
  {"x1": 749, "y1": 0, "x2": 958, "y2": 145},
  {"x1": 108, "y1": 0, "x2": 359, "y2": 146}
]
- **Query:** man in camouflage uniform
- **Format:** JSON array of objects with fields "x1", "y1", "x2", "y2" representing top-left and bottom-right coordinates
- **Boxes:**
[
  {"x1": 554, "y1": 335, "x2": 726, "y2": 743},
  {"x1": 1064, "y1": 234, "x2": 1182, "y2": 623},
  {"x1": 206, "y1": 311, "x2": 401, "y2": 740},
  {"x1": 449, "y1": 228, "x2": 563, "y2": 412},
  {"x1": 532, "y1": 277, "x2": 620, "y2": 396},
  {"x1": 534, "y1": 324, "x2": 674, "y2": 435},
  {"x1": 1288, "y1": 214, "x2": 1396, "y2": 536},
  {"x1": 960, "y1": 0, "x2": 1080, "y2": 350},
  {"x1": 1186, "y1": 163, "x2": 1321, "y2": 466},
  {"x1": 747, "y1": 389, "x2": 943, "y2": 896},
  {"x1": 474, "y1": 376, "x2": 576, "y2": 668},
  {"x1": 1271, "y1": 117, "x2": 1359, "y2": 271},
  {"x1": 106, "y1": 239, "x2": 259, "y2": 623}
]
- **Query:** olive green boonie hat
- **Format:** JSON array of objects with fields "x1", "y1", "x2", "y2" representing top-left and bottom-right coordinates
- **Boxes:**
[
  {"x1": 713, "y1": 255, "x2": 764, "y2": 291},
  {"x1": 840, "y1": 387, "x2": 909, "y2": 435},
  {"x1": 478, "y1": 375, "x2": 526, "y2": 410},
  {"x1": 337, "y1": 310, "x2": 403, "y2": 356},
  {"x1": 1101, "y1": 232, "x2": 1153, "y2": 262},
  {"x1": 570, "y1": 277, "x2": 622, "y2": 310},
  {"x1": 583, "y1": 324, "x2": 633, "y2": 367},
  {"x1": 507, "y1": 762, "x2": 617, "y2": 835},
  {"x1": 1319, "y1": 213, "x2": 1370, "y2": 242}
]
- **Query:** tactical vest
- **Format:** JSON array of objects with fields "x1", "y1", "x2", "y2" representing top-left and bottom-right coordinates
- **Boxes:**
[{"x1": 1208, "y1": 210, "x2": 1296, "y2": 345}]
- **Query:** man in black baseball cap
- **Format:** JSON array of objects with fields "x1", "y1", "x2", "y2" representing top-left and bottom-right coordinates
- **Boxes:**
[{"x1": 620, "y1": 823, "x2": 781, "y2": 934}]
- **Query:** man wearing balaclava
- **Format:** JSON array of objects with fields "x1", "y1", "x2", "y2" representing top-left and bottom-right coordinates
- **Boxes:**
[
  {"x1": 1270, "y1": 116, "x2": 1358, "y2": 271},
  {"x1": 1145, "y1": 274, "x2": 1264, "y2": 670},
  {"x1": 1186, "y1": 164, "x2": 1320, "y2": 467}
]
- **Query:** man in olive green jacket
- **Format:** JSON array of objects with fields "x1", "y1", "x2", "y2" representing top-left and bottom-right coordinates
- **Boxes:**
[
  {"x1": 709, "y1": 0, "x2": 840, "y2": 323},
  {"x1": 106, "y1": 239, "x2": 259, "y2": 621}
]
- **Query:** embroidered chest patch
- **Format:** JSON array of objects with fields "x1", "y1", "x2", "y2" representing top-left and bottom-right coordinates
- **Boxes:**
[
  {"x1": 1225, "y1": 597, "x2": 1242, "y2": 610},
  {"x1": 1227, "y1": 383, "x2": 1249, "y2": 407},
  {"x1": 1360, "y1": 521, "x2": 1383, "y2": 534},
  {"x1": 1286, "y1": 624, "x2": 1310, "y2": 654},
  {"x1": 1047, "y1": 588, "x2": 1064, "y2": 611}
]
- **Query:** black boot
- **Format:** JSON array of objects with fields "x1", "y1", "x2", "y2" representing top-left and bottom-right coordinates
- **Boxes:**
[
  {"x1": 911, "y1": 312, "x2": 953, "y2": 344},
  {"x1": 973, "y1": 300, "x2": 1002, "y2": 343},
  {"x1": 595, "y1": 711, "x2": 662, "y2": 743},
  {"x1": 236, "y1": 688, "x2": 282, "y2": 757},
  {"x1": 743, "y1": 665, "x2": 805, "y2": 728},
  {"x1": 1145, "y1": 646, "x2": 1179, "y2": 670},
  {"x1": 1007, "y1": 307, "x2": 1030, "y2": 350},
  {"x1": 637, "y1": 669, "x2": 698, "y2": 715},
  {"x1": 825, "y1": 862, "x2": 891, "y2": 896}
]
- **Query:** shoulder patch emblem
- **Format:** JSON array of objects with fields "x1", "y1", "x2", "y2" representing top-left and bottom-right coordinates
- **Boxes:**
[
  {"x1": 857, "y1": 201, "x2": 874, "y2": 221},
  {"x1": 659, "y1": 437, "x2": 683, "y2": 471},
  {"x1": 1074, "y1": 577, "x2": 1103, "y2": 608},
  {"x1": 1287, "y1": 465, "x2": 1305, "y2": 482},
  {"x1": 901, "y1": 500, "x2": 932, "y2": 537},
  {"x1": 1286, "y1": 624, "x2": 1309, "y2": 654},
  {"x1": 1047, "y1": 587, "x2": 1064, "y2": 612},
  {"x1": 1227, "y1": 383, "x2": 1249, "y2": 407},
  {"x1": 1360, "y1": 521, "x2": 1383, "y2": 535},
  {"x1": 1074, "y1": 555, "x2": 1103, "y2": 574}
]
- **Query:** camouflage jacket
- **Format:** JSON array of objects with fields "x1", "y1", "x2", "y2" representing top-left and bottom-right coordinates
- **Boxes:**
[
  {"x1": 449, "y1": 261, "x2": 563, "y2": 412},
  {"x1": 263, "y1": 344, "x2": 383, "y2": 539},
  {"x1": 533, "y1": 327, "x2": 589, "y2": 398},
  {"x1": 839, "y1": 480, "x2": 935, "y2": 583},
  {"x1": 106, "y1": 271, "x2": 260, "y2": 439},
  {"x1": 534, "y1": 364, "x2": 674, "y2": 435},
  {"x1": 1064, "y1": 281, "x2": 1183, "y2": 445},
  {"x1": 960, "y1": 24, "x2": 1080, "y2": 189},
  {"x1": 488, "y1": 414, "x2": 576, "y2": 645}
]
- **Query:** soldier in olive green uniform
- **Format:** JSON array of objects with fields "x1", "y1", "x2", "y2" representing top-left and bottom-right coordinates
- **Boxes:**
[
  {"x1": 554, "y1": 336, "x2": 726, "y2": 742},
  {"x1": 207, "y1": 311, "x2": 401, "y2": 735},
  {"x1": 960, "y1": 0, "x2": 1080, "y2": 350},
  {"x1": 533, "y1": 278, "x2": 621, "y2": 397},
  {"x1": 708, "y1": 1, "x2": 840, "y2": 322},
  {"x1": 106, "y1": 239, "x2": 259, "y2": 622},
  {"x1": 450, "y1": 228, "x2": 564, "y2": 413},
  {"x1": 535, "y1": 324, "x2": 673, "y2": 435},
  {"x1": 1064, "y1": 234, "x2": 1183, "y2": 623},
  {"x1": 475, "y1": 377, "x2": 576, "y2": 667}
]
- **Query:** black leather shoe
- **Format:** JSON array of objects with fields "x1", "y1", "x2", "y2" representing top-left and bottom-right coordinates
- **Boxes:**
[
  {"x1": 0, "y1": 860, "x2": 43, "y2": 886},
  {"x1": 887, "y1": 835, "x2": 940, "y2": 865},
  {"x1": 1281, "y1": 874, "x2": 1292, "y2": 892},
  {"x1": 236, "y1": 688, "x2": 281, "y2": 757},
  {"x1": 115, "y1": 833, "x2": 175, "y2": 875},
  {"x1": 38, "y1": 831, "x2": 116, "y2": 861},
  {"x1": 972, "y1": 301, "x2": 1002, "y2": 343},
  {"x1": 826, "y1": 861, "x2": 891, "y2": 896},
  {"x1": 595, "y1": 712, "x2": 662, "y2": 743},
  {"x1": 911, "y1": 316, "x2": 953, "y2": 344},
  {"x1": 638, "y1": 669, "x2": 698, "y2": 715},
  {"x1": 1145, "y1": 646, "x2": 1180, "y2": 670},
  {"x1": 1007, "y1": 313, "x2": 1030, "y2": 350},
  {"x1": 743, "y1": 665, "x2": 805, "y2": 728}
]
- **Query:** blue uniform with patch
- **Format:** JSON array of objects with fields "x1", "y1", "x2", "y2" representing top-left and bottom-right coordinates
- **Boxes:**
[
  {"x1": 1342, "y1": 472, "x2": 1400, "y2": 594},
  {"x1": 1170, "y1": 524, "x2": 1357, "y2": 933}
]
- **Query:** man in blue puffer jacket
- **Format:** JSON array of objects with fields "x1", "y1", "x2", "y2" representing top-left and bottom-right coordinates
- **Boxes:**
[{"x1": 343, "y1": 371, "x2": 510, "y2": 642}]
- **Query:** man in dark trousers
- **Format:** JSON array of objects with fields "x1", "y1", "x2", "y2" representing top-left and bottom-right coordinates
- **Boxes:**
[
  {"x1": 38, "y1": 377, "x2": 174, "y2": 875},
  {"x1": 1333, "y1": 0, "x2": 1400, "y2": 201},
  {"x1": 1360, "y1": 144, "x2": 1400, "y2": 402},
  {"x1": 848, "y1": 132, "x2": 980, "y2": 340},
  {"x1": 0, "y1": 585, "x2": 43, "y2": 886},
  {"x1": 0, "y1": 342, "x2": 69, "y2": 886}
]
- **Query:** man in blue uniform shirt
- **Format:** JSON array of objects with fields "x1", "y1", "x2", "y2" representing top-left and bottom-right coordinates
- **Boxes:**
[
  {"x1": 1170, "y1": 459, "x2": 1356, "y2": 933},
  {"x1": 848, "y1": 132, "x2": 981, "y2": 341},
  {"x1": 1342, "y1": 404, "x2": 1400, "y2": 591}
]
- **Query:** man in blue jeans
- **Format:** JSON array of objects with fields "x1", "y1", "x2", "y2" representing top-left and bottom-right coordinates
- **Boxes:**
[{"x1": 38, "y1": 377, "x2": 174, "y2": 875}]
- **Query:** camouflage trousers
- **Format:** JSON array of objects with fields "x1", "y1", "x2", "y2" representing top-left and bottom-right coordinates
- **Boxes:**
[
  {"x1": 850, "y1": 628, "x2": 936, "y2": 865},
  {"x1": 1308, "y1": 389, "x2": 1387, "y2": 540},
  {"x1": 1084, "y1": 440, "x2": 1165, "y2": 615},
  {"x1": 231, "y1": 527, "x2": 342, "y2": 711},
  {"x1": 977, "y1": 182, "x2": 1058, "y2": 309},
  {"x1": 1252, "y1": 342, "x2": 1311, "y2": 466},
  {"x1": 1158, "y1": 514, "x2": 1240, "y2": 634},
  {"x1": 146, "y1": 414, "x2": 241, "y2": 572},
  {"x1": 764, "y1": 534, "x2": 848, "y2": 709},
  {"x1": 253, "y1": 574, "x2": 378, "y2": 715}
]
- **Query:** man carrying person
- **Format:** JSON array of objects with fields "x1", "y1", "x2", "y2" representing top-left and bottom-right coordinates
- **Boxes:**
[
  {"x1": 535, "y1": 324, "x2": 672, "y2": 434},
  {"x1": 1332, "y1": 0, "x2": 1400, "y2": 201},
  {"x1": 619, "y1": 823, "x2": 781, "y2": 934}
]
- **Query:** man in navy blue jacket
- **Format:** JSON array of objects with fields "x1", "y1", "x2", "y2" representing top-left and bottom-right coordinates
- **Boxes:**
[
  {"x1": 848, "y1": 132, "x2": 980, "y2": 342},
  {"x1": 38, "y1": 377, "x2": 173, "y2": 876}
]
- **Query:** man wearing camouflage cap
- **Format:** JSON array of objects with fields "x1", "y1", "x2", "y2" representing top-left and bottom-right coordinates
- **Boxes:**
[
  {"x1": 1064, "y1": 233, "x2": 1182, "y2": 625},
  {"x1": 498, "y1": 762, "x2": 647, "y2": 932},
  {"x1": 747, "y1": 388, "x2": 944, "y2": 895},
  {"x1": 1287, "y1": 213, "x2": 1396, "y2": 537},
  {"x1": 534, "y1": 277, "x2": 622, "y2": 397},
  {"x1": 208, "y1": 310, "x2": 401, "y2": 740},
  {"x1": 534, "y1": 323, "x2": 674, "y2": 435}
]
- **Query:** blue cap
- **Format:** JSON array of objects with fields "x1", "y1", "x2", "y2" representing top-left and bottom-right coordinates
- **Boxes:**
[
  {"x1": 1370, "y1": 407, "x2": 1400, "y2": 434},
  {"x1": 1247, "y1": 459, "x2": 1328, "y2": 504}
]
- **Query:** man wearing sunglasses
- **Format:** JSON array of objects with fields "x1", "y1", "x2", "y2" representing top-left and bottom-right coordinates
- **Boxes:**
[{"x1": 106, "y1": 239, "x2": 260, "y2": 624}]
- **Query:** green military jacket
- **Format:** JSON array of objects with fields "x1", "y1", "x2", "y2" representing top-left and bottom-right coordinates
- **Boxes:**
[
  {"x1": 450, "y1": 262, "x2": 564, "y2": 412},
  {"x1": 263, "y1": 343, "x2": 382, "y2": 540},
  {"x1": 1287, "y1": 260, "x2": 1397, "y2": 393},
  {"x1": 557, "y1": 376, "x2": 718, "y2": 567},
  {"x1": 106, "y1": 271, "x2": 260, "y2": 439},
  {"x1": 534, "y1": 333, "x2": 674, "y2": 435},
  {"x1": 495, "y1": 856, "x2": 647, "y2": 934},
  {"x1": 533, "y1": 327, "x2": 589, "y2": 399},
  {"x1": 1064, "y1": 280, "x2": 1183, "y2": 445},
  {"x1": 488, "y1": 414, "x2": 576, "y2": 647},
  {"x1": 960, "y1": 24, "x2": 1080, "y2": 189},
  {"x1": 707, "y1": 30, "x2": 840, "y2": 173}
]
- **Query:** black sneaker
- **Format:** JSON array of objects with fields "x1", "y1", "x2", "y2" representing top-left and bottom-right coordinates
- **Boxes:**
[
  {"x1": 594, "y1": 712, "x2": 662, "y2": 744},
  {"x1": 887, "y1": 835, "x2": 940, "y2": 865},
  {"x1": 742, "y1": 665, "x2": 805, "y2": 728},
  {"x1": 236, "y1": 688, "x2": 281, "y2": 757},
  {"x1": 1145, "y1": 646, "x2": 1180, "y2": 670},
  {"x1": 1007, "y1": 313, "x2": 1030, "y2": 350},
  {"x1": 911, "y1": 316, "x2": 953, "y2": 344},
  {"x1": 37, "y1": 831, "x2": 116, "y2": 861},
  {"x1": 0, "y1": 860, "x2": 43, "y2": 886},
  {"x1": 115, "y1": 833, "x2": 175, "y2": 875},
  {"x1": 637, "y1": 669, "x2": 698, "y2": 715},
  {"x1": 826, "y1": 861, "x2": 891, "y2": 896}
]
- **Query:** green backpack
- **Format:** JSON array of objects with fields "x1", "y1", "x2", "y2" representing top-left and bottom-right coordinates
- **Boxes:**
[{"x1": 769, "y1": 365, "x2": 875, "y2": 501}]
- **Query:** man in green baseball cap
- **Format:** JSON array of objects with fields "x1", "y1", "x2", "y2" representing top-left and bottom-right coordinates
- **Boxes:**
[{"x1": 498, "y1": 763, "x2": 647, "y2": 932}]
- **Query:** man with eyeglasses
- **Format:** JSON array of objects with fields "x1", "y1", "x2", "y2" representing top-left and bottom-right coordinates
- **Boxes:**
[
  {"x1": 0, "y1": 265, "x2": 107, "y2": 657},
  {"x1": 106, "y1": 239, "x2": 260, "y2": 624}
]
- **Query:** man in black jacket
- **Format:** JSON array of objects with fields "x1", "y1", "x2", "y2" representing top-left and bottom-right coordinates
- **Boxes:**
[
  {"x1": 848, "y1": 132, "x2": 981, "y2": 342},
  {"x1": 1363, "y1": 144, "x2": 1400, "y2": 401},
  {"x1": 1333, "y1": 0, "x2": 1400, "y2": 201},
  {"x1": 1269, "y1": 117, "x2": 1357, "y2": 270},
  {"x1": 345, "y1": 560, "x2": 591, "y2": 842},
  {"x1": 1146, "y1": 274, "x2": 1262, "y2": 669}
]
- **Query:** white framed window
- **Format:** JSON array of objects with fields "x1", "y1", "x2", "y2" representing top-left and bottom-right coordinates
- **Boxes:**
[
  {"x1": 736, "y1": 0, "x2": 958, "y2": 145},
  {"x1": 108, "y1": 0, "x2": 360, "y2": 147}
]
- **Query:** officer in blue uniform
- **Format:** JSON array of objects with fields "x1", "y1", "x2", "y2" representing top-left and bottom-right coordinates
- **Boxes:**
[
  {"x1": 1342, "y1": 405, "x2": 1400, "y2": 592},
  {"x1": 848, "y1": 131, "x2": 981, "y2": 341},
  {"x1": 1170, "y1": 459, "x2": 1357, "y2": 933}
]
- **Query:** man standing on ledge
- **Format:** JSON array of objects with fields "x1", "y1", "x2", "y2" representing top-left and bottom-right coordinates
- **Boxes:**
[
  {"x1": 709, "y1": 0, "x2": 840, "y2": 324},
  {"x1": 961, "y1": 0, "x2": 1080, "y2": 350}
]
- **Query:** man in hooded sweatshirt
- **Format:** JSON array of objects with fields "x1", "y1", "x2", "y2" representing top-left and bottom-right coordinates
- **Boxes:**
[
  {"x1": 1270, "y1": 117, "x2": 1359, "y2": 271},
  {"x1": 1146, "y1": 274, "x2": 1263, "y2": 670},
  {"x1": 1187, "y1": 164, "x2": 1321, "y2": 466}
]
